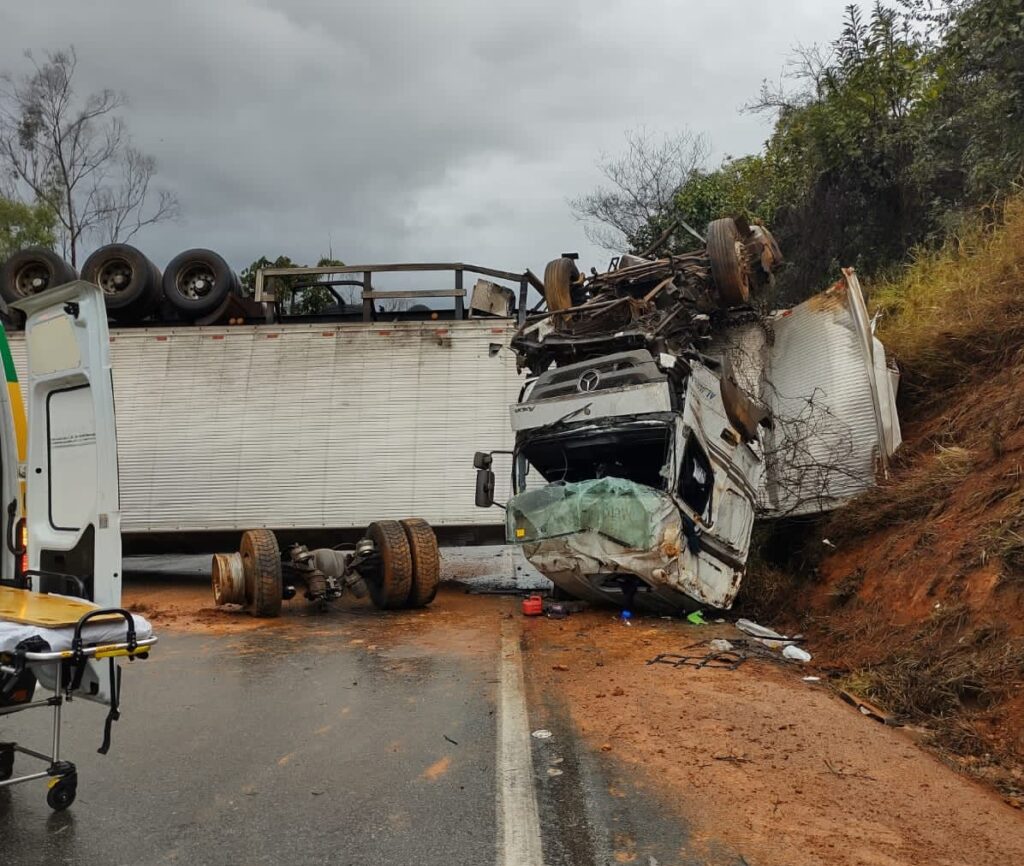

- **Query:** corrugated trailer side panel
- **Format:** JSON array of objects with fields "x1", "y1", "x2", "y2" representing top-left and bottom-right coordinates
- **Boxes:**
[{"x1": 9, "y1": 321, "x2": 520, "y2": 534}]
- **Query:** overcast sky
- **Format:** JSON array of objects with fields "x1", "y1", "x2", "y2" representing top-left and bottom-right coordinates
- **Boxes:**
[{"x1": 1, "y1": 1, "x2": 871, "y2": 282}]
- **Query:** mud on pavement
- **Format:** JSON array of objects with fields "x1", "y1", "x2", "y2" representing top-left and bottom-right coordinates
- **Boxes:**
[{"x1": 125, "y1": 573, "x2": 1024, "y2": 866}]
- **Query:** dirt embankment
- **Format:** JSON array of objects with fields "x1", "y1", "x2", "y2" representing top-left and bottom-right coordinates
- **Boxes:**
[{"x1": 749, "y1": 200, "x2": 1024, "y2": 803}]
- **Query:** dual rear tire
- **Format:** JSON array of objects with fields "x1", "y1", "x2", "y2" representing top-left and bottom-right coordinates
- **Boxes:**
[{"x1": 366, "y1": 518, "x2": 440, "y2": 610}]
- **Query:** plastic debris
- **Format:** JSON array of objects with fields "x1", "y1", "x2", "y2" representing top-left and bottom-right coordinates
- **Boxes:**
[
  {"x1": 735, "y1": 618, "x2": 787, "y2": 640},
  {"x1": 709, "y1": 638, "x2": 735, "y2": 652},
  {"x1": 686, "y1": 610, "x2": 708, "y2": 626},
  {"x1": 802, "y1": 676, "x2": 821, "y2": 682},
  {"x1": 620, "y1": 610, "x2": 633, "y2": 626},
  {"x1": 783, "y1": 645, "x2": 812, "y2": 662},
  {"x1": 522, "y1": 594, "x2": 543, "y2": 616},
  {"x1": 531, "y1": 729, "x2": 553, "y2": 739}
]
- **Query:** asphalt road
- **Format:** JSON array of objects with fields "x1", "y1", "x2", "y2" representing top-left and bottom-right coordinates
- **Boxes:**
[{"x1": 0, "y1": 585, "x2": 714, "y2": 866}]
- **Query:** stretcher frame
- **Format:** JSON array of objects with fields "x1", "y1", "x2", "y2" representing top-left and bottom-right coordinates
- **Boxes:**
[{"x1": 0, "y1": 607, "x2": 156, "y2": 810}]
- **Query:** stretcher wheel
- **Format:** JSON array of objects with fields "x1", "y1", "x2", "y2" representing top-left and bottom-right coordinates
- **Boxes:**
[
  {"x1": 0, "y1": 746, "x2": 13, "y2": 781},
  {"x1": 400, "y1": 518, "x2": 440, "y2": 608},
  {"x1": 47, "y1": 774, "x2": 77, "y2": 811},
  {"x1": 240, "y1": 529, "x2": 283, "y2": 618},
  {"x1": 366, "y1": 521, "x2": 413, "y2": 610}
]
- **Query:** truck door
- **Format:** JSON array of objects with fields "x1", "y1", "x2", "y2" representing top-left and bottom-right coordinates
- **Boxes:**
[{"x1": 13, "y1": 281, "x2": 120, "y2": 611}]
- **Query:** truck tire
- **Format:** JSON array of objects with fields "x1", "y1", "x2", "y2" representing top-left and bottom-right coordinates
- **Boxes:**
[
  {"x1": 0, "y1": 249, "x2": 77, "y2": 304},
  {"x1": 366, "y1": 521, "x2": 413, "y2": 610},
  {"x1": 81, "y1": 244, "x2": 162, "y2": 321},
  {"x1": 400, "y1": 518, "x2": 440, "y2": 608},
  {"x1": 707, "y1": 218, "x2": 750, "y2": 307},
  {"x1": 542, "y1": 257, "x2": 578, "y2": 312},
  {"x1": 162, "y1": 248, "x2": 235, "y2": 318},
  {"x1": 240, "y1": 529, "x2": 282, "y2": 617}
]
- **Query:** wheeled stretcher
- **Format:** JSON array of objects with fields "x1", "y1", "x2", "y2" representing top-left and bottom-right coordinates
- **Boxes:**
[{"x1": 0, "y1": 587, "x2": 155, "y2": 810}]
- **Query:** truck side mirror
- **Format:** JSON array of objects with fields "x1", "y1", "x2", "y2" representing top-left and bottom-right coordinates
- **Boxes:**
[
  {"x1": 475, "y1": 468, "x2": 495, "y2": 508},
  {"x1": 473, "y1": 451, "x2": 493, "y2": 470}
]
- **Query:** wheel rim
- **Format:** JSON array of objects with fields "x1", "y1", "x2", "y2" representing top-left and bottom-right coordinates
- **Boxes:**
[
  {"x1": 13, "y1": 263, "x2": 50, "y2": 297},
  {"x1": 176, "y1": 263, "x2": 217, "y2": 299},
  {"x1": 96, "y1": 258, "x2": 134, "y2": 295}
]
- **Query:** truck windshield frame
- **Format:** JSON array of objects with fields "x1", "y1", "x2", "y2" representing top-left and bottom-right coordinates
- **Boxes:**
[{"x1": 513, "y1": 417, "x2": 676, "y2": 495}]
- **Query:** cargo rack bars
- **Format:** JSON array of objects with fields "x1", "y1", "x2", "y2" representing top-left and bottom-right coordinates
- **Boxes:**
[{"x1": 254, "y1": 262, "x2": 545, "y2": 326}]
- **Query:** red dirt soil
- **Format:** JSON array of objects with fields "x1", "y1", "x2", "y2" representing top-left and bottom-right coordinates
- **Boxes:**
[
  {"x1": 781, "y1": 361, "x2": 1024, "y2": 799},
  {"x1": 525, "y1": 611, "x2": 1024, "y2": 866}
]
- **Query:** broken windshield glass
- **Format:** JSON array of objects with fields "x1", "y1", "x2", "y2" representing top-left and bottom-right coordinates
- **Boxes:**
[{"x1": 506, "y1": 477, "x2": 676, "y2": 549}]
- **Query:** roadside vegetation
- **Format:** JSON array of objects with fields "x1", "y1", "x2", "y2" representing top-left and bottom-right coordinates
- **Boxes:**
[{"x1": 575, "y1": 0, "x2": 1023, "y2": 303}]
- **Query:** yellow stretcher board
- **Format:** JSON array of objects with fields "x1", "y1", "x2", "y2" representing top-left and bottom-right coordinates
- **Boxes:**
[{"x1": 0, "y1": 586, "x2": 120, "y2": 629}]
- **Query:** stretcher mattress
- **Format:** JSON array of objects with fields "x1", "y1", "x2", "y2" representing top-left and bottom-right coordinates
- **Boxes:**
[{"x1": 0, "y1": 612, "x2": 153, "y2": 654}]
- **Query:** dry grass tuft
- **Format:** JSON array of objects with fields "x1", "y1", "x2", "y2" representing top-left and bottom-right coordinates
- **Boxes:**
[
  {"x1": 872, "y1": 195, "x2": 1024, "y2": 411},
  {"x1": 828, "y1": 444, "x2": 973, "y2": 541}
]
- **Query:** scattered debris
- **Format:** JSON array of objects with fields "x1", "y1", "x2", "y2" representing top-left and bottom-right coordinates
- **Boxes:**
[
  {"x1": 522, "y1": 594, "x2": 543, "y2": 616},
  {"x1": 783, "y1": 645, "x2": 813, "y2": 663},
  {"x1": 803, "y1": 676, "x2": 822, "y2": 683},
  {"x1": 512, "y1": 219, "x2": 782, "y2": 376},
  {"x1": 686, "y1": 610, "x2": 708, "y2": 626},
  {"x1": 552, "y1": 664, "x2": 570, "y2": 672},
  {"x1": 838, "y1": 690, "x2": 898, "y2": 726},
  {"x1": 735, "y1": 618, "x2": 789, "y2": 641},
  {"x1": 531, "y1": 729, "x2": 553, "y2": 740},
  {"x1": 646, "y1": 651, "x2": 747, "y2": 671},
  {"x1": 443, "y1": 734, "x2": 459, "y2": 746},
  {"x1": 708, "y1": 638, "x2": 735, "y2": 652}
]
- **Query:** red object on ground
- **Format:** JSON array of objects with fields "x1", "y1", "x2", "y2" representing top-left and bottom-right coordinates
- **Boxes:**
[{"x1": 522, "y1": 594, "x2": 543, "y2": 616}]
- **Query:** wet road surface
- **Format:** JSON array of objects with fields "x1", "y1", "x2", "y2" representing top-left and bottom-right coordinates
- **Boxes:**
[{"x1": 0, "y1": 586, "x2": 704, "y2": 865}]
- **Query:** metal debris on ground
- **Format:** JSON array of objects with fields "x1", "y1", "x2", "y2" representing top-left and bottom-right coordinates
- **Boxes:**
[
  {"x1": 838, "y1": 689, "x2": 899, "y2": 726},
  {"x1": 735, "y1": 617, "x2": 812, "y2": 660},
  {"x1": 646, "y1": 651, "x2": 747, "y2": 671}
]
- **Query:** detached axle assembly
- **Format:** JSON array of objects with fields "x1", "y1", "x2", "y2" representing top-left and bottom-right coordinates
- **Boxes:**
[{"x1": 211, "y1": 519, "x2": 440, "y2": 616}]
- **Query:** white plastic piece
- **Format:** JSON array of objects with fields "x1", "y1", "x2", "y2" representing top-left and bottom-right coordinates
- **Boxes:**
[
  {"x1": 736, "y1": 618, "x2": 787, "y2": 640},
  {"x1": 783, "y1": 645, "x2": 812, "y2": 663}
]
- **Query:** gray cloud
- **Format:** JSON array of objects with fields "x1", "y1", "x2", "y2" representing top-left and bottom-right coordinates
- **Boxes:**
[{"x1": 0, "y1": 0, "x2": 870, "y2": 282}]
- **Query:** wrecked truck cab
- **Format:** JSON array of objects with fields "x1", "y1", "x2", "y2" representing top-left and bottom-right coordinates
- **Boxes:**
[{"x1": 502, "y1": 350, "x2": 762, "y2": 613}]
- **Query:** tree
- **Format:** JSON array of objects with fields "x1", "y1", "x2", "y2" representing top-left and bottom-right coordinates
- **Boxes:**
[
  {"x1": 0, "y1": 195, "x2": 55, "y2": 261},
  {"x1": 0, "y1": 47, "x2": 179, "y2": 267},
  {"x1": 569, "y1": 128, "x2": 710, "y2": 253},
  {"x1": 240, "y1": 255, "x2": 351, "y2": 314}
]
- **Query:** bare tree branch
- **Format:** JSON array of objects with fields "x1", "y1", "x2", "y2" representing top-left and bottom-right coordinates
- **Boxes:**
[
  {"x1": 0, "y1": 46, "x2": 179, "y2": 266},
  {"x1": 569, "y1": 128, "x2": 711, "y2": 252}
]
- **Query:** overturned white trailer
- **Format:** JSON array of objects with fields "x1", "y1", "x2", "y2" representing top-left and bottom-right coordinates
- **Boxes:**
[{"x1": 8, "y1": 317, "x2": 522, "y2": 550}]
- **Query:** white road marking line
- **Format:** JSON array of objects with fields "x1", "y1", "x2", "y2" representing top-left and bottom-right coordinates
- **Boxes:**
[{"x1": 497, "y1": 620, "x2": 545, "y2": 866}]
